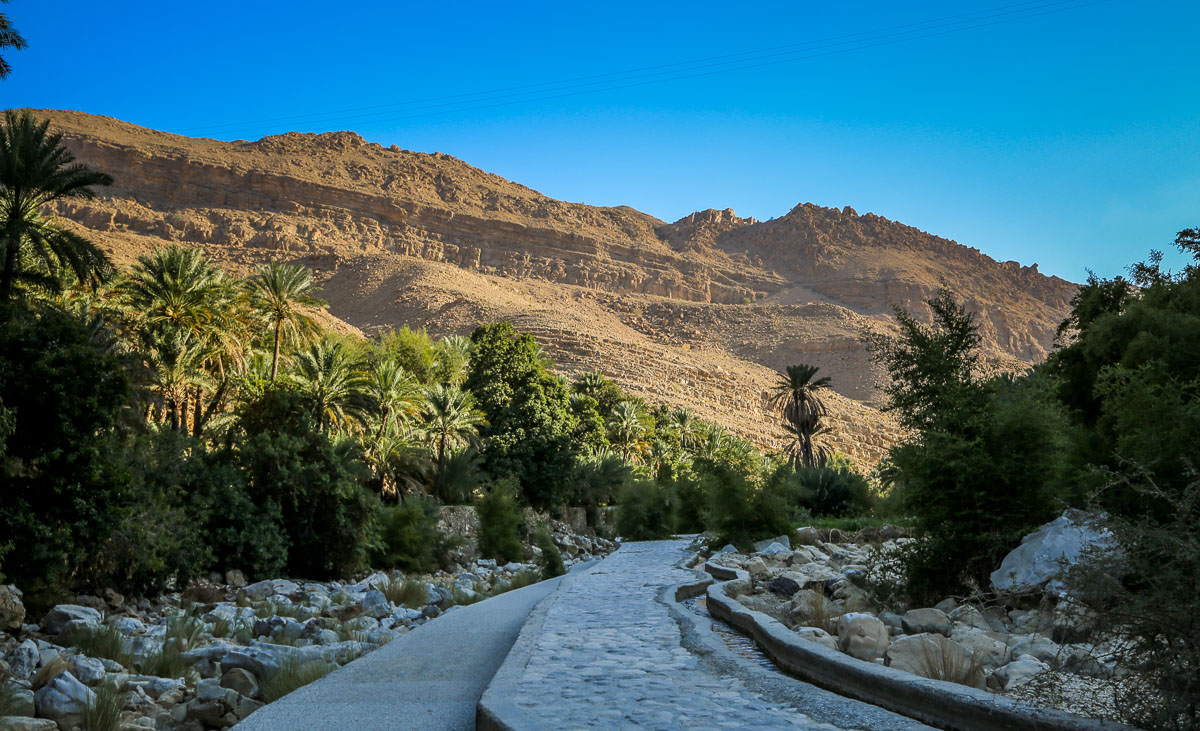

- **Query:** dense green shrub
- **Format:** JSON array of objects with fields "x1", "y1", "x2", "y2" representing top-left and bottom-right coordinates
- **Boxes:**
[
  {"x1": 533, "y1": 526, "x2": 566, "y2": 579},
  {"x1": 793, "y1": 466, "x2": 874, "y2": 517},
  {"x1": 0, "y1": 305, "x2": 132, "y2": 600},
  {"x1": 232, "y1": 386, "x2": 378, "y2": 579},
  {"x1": 870, "y1": 291, "x2": 1074, "y2": 601},
  {"x1": 616, "y1": 481, "x2": 676, "y2": 540},
  {"x1": 667, "y1": 471, "x2": 708, "y2": 534},
  {"x1": 477, "y1": 480, "x2": 525, "y2": 563},
  {"x1": 373, "y1": 498, "x2": 457, "y2": 573},
  {"x1": 703, "y1": 464, "x2": 794, "y2": 550}
]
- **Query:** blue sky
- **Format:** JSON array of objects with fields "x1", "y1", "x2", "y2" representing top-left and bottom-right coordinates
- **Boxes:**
[{"x1": 3, "y1": 0, "x2": 1197, "y2": 282}]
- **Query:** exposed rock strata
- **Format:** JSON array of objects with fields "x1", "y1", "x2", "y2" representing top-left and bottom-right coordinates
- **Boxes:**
[{"x1": 27, "y1": 109, "x2": 1078, "y2": 463}]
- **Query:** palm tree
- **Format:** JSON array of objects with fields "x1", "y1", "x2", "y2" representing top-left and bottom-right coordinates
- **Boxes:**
[
  {"x1": 421, "y1": 384, "x2": 485, "y2": 468},
  {"x1": 0, "y1": 110, "x2": 113, "y2": 302},
  {"x1": 292, "y1": 338, "x2": 366, "y2": 432},
  {"x1": 362, "y1": 431, "x2": 431, "y2": 500},
  {"x1": 665, "y1": 407, "x2": 701, "y2": 453},
  {"x1": 770, "y1": 364, "x2": 833, "y2": 469},
  {"x1": 607, "y1": 401, "x2": 651, "y2": 465},
  {"x1": 123, "y1": 245, "x2": 230, "y2": 334},
  {"x1": 0, "y1": 2, "x2": 26, "y2": 80},
  {"x1": 432, "y1": 334, "x2": 473, "y2": 385},
  {"x1": 362, "y1": 357, "x2": 424, "y2": 439},
  {"x1": 144, "y1": 328, "x2": 211, "y2": 431},
  {"x1": 246, "y1": 261, "x2": 325, "y2": 380}
]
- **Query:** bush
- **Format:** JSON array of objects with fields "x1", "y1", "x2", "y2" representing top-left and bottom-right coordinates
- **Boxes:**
[
  {"x1": 793, "y1": 466, "x2": 874, "y2": 517},
  {"x1": 477, "y1": 480, "x2": 525, "y2": 563},
  {"x1": 703, "y1": 464, "x2": 794, "y2": 550},
  {"x1": 232, "y1": 386, "x2": 379, "y2": 579},
  {"x1": 373, "y1": 498, "x2": 457, "y2": 573},
  {"x1": 616, "y1": 481, "x2": 676, "y2": 540},
  {"x1": 870, "y1": 291, "x2": 1073, "y2": 602},
  {"x1": 79, "y1": 681, "x2": 125, "y2": 731},
  {"x1": 67, "y1": 625, "x2": 132, "y2": 668},
  {"x1": 379, "y1": 576, "x2": 431, "y2": 609},
  {"x1": 0, "y1": 305, "x2": 131, "y2": 600},
  {"x1": 1067, "y1": 469, "x2": 1200, "y2": 730},
  {"x1": 533, "y1": 526, "x2": 565, "y2": 579}
]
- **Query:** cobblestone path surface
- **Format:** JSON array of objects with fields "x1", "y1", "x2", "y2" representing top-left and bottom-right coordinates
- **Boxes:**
[{"x1": 506, "y1": 539, "x2": 924, "y2": 729}]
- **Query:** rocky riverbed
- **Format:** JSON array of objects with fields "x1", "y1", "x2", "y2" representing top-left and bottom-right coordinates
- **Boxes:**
[
  {"x1": 0, "y1": 526, "x2": 616, "y2": 730},
  {"x1": 708, "y1": 526, "x2": 1123, "y2": 723}
]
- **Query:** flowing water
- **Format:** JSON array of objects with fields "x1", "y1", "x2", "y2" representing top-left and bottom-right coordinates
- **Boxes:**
[{"x1": 683, "y1": 595, "x2": 779, "y2": 670}]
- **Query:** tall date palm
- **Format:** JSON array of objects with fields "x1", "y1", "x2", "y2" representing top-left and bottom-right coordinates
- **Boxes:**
[
  {"x1": 246, "y1": 261, "x2": 325, "y2": 380},
  {"x1": 770, "y1": 364, "x2": 833, "y2": 468},
  {"x1": 0, "y1": 110, "x2": 113, "y2": 301}
]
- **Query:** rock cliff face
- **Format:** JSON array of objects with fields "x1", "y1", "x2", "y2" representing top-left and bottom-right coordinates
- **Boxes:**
[{"x1": 29, "y1": 109, "x2": 1078, "y2": 465}]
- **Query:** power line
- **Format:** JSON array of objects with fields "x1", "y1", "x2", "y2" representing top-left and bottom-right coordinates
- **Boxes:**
[{"x1": 184, "y1": 0, "x2": 1112, "y2": 137}]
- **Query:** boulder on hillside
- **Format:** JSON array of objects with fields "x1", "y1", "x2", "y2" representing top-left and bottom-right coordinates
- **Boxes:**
[{"x1": 990, "y1": 509, "x2": 1115, "y2": 596}]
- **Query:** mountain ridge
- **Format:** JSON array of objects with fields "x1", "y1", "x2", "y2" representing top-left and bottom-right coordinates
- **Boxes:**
[{"x1": 26, "y1": 108, "x2": 1078, "y2": 465}]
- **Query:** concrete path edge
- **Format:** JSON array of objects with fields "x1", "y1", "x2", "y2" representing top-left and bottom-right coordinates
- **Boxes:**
[
  {"x1": 703, "y1": 561, "x2": 1133, "y2": 731},
  {"x1": 475, "y1": 561, "x2": 598, "y2": 731}
]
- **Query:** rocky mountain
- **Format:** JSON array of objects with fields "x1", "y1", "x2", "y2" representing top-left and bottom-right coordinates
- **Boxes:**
[{"x1": 29, "y1": 109, "x2": 1078, "y2": 465}]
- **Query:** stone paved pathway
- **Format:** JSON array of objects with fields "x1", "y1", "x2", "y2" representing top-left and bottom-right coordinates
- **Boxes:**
[{"x1": 508, "y1": 539, "x2": 904, "y2": 729}]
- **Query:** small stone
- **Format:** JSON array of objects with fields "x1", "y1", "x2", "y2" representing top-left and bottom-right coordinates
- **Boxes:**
[
  {"x1": 754, "y1": 535, "x2": 792, "y2": 553},
  {"x1": 990, "y1": 654, "x2": 1050, "y2": 690},
  {"x1": 793, "y1": 626, "x2": 838, "y2": 651},
  {"x1": 110, "y1": 616, "x2": 146, "y2": 635},
  {"x1": 0, "y1": 718, "x2": 58, "y2": 731}
]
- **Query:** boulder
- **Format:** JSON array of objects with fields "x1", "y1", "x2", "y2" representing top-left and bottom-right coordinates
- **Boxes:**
[
  {"x1": 990, "y1": 654, "x2": 1049, "y2": 690},
  {"x1": 41, "y1": 604, "x2": 102, "y2": 635},
  {"x1": 901, "y1": 608, "x2": 952, "y2": 637},
  {"x1": 34, "y1": 671, "x2": 95, "y2": 726},
  {"x1": 947, "y1": 605, "x2": 993, "y2": 632},
  {"x1": 754, "y1": 535, "x2": 791, "y2": 552},
  {"x1": 836, "y1": 613, "x2": 889, "y2": 661},
  {"x1": 222, "y1": 668, "x2": 260, "y2": 700},
  {"x1": 766, "y1": 576, "x2": 800, "y2": 598},
  {"x1": 67, "y1": 654, "x2": 107, "y2": 685},
  {"x1": 887, "y1": 633, "x2": 985, "y2": 689},
  {"x1": 743, "y1": 557, "x2": 769, "y2": 577},
  {"x1": 990, "y1": 509, "x2": 1116, "y2": 596},
  {"x1": 110, "y1": 616, "x2": 146, "y2": 635},
  {"x1": 0, "y1": 719, "x2": 57, "y2": 731},
  {"x1": 360, "y1": 589, "x2": 392, "y2": 619},
  {"x1": 7, "y1": 685, "x2": 35, "y2": 716},
  {"x1": 949, "y1": 627, "x2": 1010, "y2": 669},
  {"x1": 4, "y1": 639, "x2": 39, "y2": 679},
  {"x1": 793, "y1": 626, "x2": 838, "y2": 651},
  {"x1": 225, "y1": 570, "x2": 248, "y2": 588},
  {"x1": 1008, "y1": 633, "x2": 1063, "y2": 665},
  {"x1": 0, "y1": 584, "x2": 25, "y2": 630}
]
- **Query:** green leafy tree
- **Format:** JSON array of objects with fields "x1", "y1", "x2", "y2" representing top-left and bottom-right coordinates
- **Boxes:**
[
  {"x1": 870, "y1": 290, "x2": 1073, "y2": 600},
  {"x1": 0, "y1": 110, "x2": 113, "y2": 301},
  {"x1": 246, "y1": 261, "x2": 325, "y2": 380},
  {"x1": 0, "y1": 305, "x2": 131, "y2": 598},
  {"x1": 466, "y1": 322, "x2": 578, "y2": 508}
]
